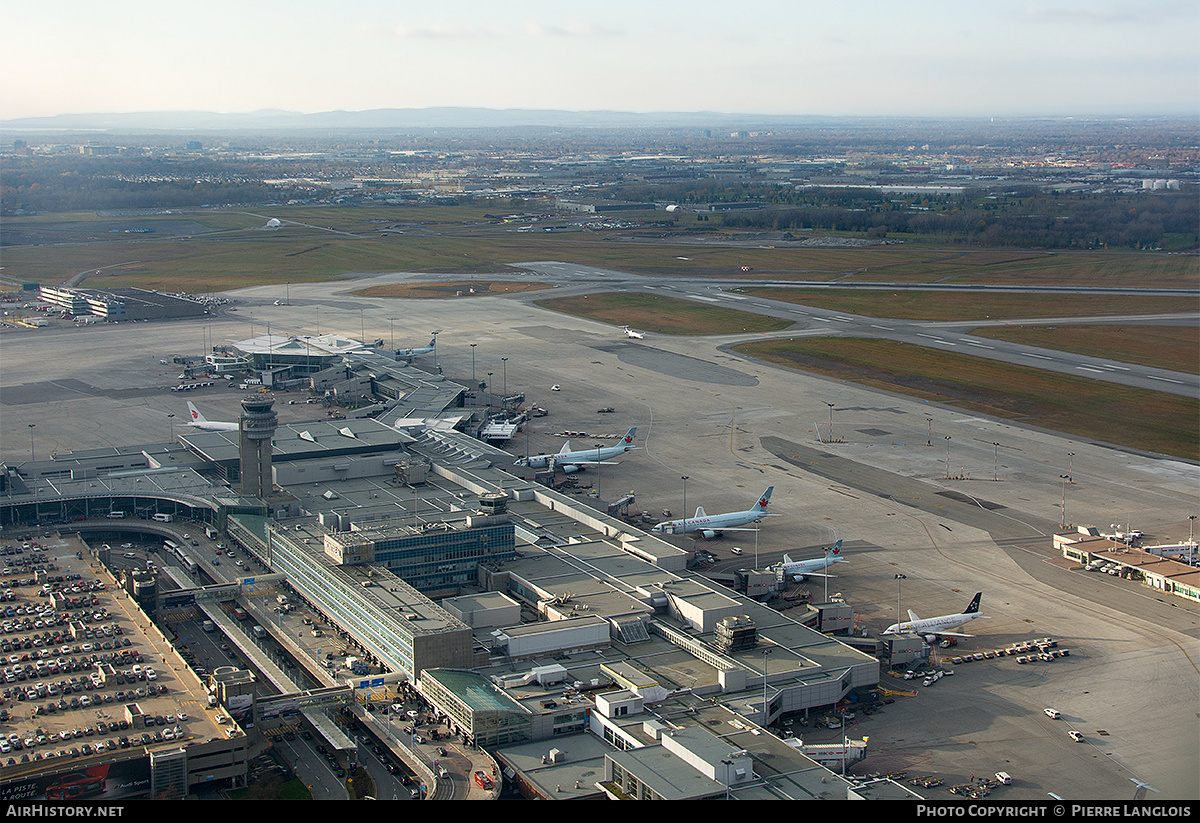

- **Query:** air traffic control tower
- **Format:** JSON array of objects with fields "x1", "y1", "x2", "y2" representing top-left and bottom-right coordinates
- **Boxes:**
[{"x1": 239, "y1": 393, "x2": 277, "y2": 499}]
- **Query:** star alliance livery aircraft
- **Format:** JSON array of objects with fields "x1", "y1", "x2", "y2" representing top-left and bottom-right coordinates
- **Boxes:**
[{"x1": 882, "y1": 593, "x2": 987, "y2": 643}]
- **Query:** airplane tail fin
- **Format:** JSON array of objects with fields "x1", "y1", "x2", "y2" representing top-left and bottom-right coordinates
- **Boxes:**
[
  {"x1": 753, "y1": 486, "x2": 774, "y2": 513},
  {"x1": 694, "y1": 506, "x2": 706, "y2": 518},
  {"x1": 428, "y1": 338, "x2": 435, "y2": 348},
  {"x1": 186, "y1": 402, "x2": 205, "y2": 424},
  {"x1": 908, "y1": 609, "x2": 920, "y2": 622},
  {"x1": 557, "y1": 441, "x2": 572, "y2": 455},
  {"x1": 831, "y1": 539, "x2": 843, "y2": 555},
  {"x1": 622, "y1": 427, "x2": 637, "y2": 446},
  {"x1": 964, "y1": 592, "x2": 983, "y2": 614},
  {"x1": 782, "y1": 553, "x2": 793, "y2": 565}
]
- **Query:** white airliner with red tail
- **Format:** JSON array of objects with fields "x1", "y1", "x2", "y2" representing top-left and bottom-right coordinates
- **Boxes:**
[
  {"x1": 653, "y1": 487, "x2": 775, "y2": 539},
  {"x1": 515, "y1": 428, "x2": 637, "y2": 474},
  {"x1": 186, "y1": 402, "x2": 239, "y2": 432}
]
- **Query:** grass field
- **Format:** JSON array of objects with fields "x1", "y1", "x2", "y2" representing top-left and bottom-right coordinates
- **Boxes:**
[
  {"x1": 534, "y1": 292, "x2": 795, "y2": 335},
  {"x1": 969, "y1": 324, "x2": 1200, "y2": 375},
  {"x1": 732, "y1": 287, "x2": 1189, "y2": 320},
  {"x1": 2, "y1": 206, "x2": 1194, "y2": 293},
  {"x1": 733, "y1": 337, "x2": 1198, "y2": 461}
]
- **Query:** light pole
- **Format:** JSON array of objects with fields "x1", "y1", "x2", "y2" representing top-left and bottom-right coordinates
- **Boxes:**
[
  {"x1": 895, "y1": 574, "x2": 906, "y2": 631},
  {"x1": 470, "y1": 344, "x2": 477, "y2": 386},
  {"x1": 992, "y1": 442, "x2": 1000, "y2": 481},
  {"x1": 944, "y1": 436, "x2": 952, "y2": 479},
  {"x1": 501, "y1": 357, "x2": 508, "y2": 403},
  {"x1": 681, "y1": 476, "x2": 689, "y2": 525},
  {"x1": 28, "y1": 424, "x2": 35, "y2": 462},
  {"x1": 1060, "y1": 474, "x2": 1071, "y2": 530},
  {"x1": 1067, "y1": 452, "x2": 1076, "y2": 483},
  {"x1": 431, "y1": 330, "x2": 440, "y2": 370},
  {"x1": 826, "y1": 403, "x2": 835, "y2": 444},
  {"x1": 1189, "y1": 515, "x2": 1197, "y2": 543},
  {"x1": 926, "y1": 416, "x2": 933, "y2": 447},
  {"x1": 486, "y1": 373, "x2": 493, "y2": 409},
  {"x1": 168, "y1": 414, "x2": 175, "y2": 443},
  {"x1": 388, "y1": 317, "x2": 397, "y2": 351}
]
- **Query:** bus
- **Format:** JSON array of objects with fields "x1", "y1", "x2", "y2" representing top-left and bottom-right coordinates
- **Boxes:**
[{"x1": 163, "y1": 540, "x2": 180, "y2": 553}]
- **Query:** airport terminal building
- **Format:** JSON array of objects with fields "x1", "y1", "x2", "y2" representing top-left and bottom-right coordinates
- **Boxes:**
[{"x1": 0, "y1": 382, "x2": 887, "y2": 799}]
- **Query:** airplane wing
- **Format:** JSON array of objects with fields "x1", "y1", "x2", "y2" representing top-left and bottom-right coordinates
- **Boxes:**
[{"x1": 933, "y1": 631, "x2": 975, "y2": 637}]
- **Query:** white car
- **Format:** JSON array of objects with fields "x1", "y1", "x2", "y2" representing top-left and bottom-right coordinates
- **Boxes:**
[{"x1": 1044, "y1": 708, "x2": 1061, "y2": 719}]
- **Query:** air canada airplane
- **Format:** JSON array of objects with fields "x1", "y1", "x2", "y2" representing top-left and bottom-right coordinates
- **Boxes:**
[
  {"x1": 774, "y1": 540, "x2": 846, "y2": 581},
  {"x1": 515, "y1": 428, "x2": 637, "y2": 474},
  {"x1": 186, "y1": 402, "x2": 239, "y2": 432},
  {"x1": 396, "y1": 338, "x2": 436, "y2": 360},
  {"x1": 882, "y1": 592, "x2": 987, "y2": 643},
  {"x1": 653, "y1": 487, "x2": 775, "y2": 539},
  {"x1": 623, "y1": 326, "x2": 645, "y2": 339}
]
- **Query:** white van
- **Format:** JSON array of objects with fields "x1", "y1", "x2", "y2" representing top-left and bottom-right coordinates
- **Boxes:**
[
  {"x1": 730, "y1": 547, "x2": 743, "y2": 555},
  {"x1": 995, "y1": 772, "x2": 1012, "y2": 785}
]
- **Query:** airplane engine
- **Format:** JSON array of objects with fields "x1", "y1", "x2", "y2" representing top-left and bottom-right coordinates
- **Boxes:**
[
  {"x1": 923, "y1": 635, "x2": 938, "y2": 644},
  {"x1": 561, "y1": 464, "x2": 581, "y2": 475},
  {"x1": 702, "y1": 530, "x2": 717, "y2": 539}
]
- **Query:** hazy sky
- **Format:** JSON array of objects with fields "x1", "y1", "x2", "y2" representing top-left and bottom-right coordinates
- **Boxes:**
[{"x1": 4, "y1": 0, "x2": 1197, "y2": 119}]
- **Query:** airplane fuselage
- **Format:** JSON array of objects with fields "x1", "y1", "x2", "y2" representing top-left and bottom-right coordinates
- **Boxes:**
[
  {"x1": 189, "y1": 421, "x2": 239, "y2": 432},
  {"x1": 655, "y1": 510, "x2": 758, "y2": 535},
  {"x1": 523, "y1": 443, "x2": 627, "y2": 470},
  {"x1": 517, "y1": 428, "x2": 637, "y2": 473},
  {"x1": 778, "y1": 555, "x2": 846, "y2": 580},
  {"x1": 885, "y1": 612, "x2": 981, "y2": 636}
]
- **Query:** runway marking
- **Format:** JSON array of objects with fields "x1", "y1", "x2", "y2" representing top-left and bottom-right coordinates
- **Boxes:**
[
  {"x1": 810, "y1": 317, "x2": 831, "y2": 322},
  {"x1": 966, "y1": 342, "x2": 994, "y2": 349},
  {"x1": 1022, "y1": 353, "x2": 1053, "y2": 360},
  {"x1": 1145, "y1": 375, "x2": 1185, "y2": 384},
  {"x1": 870, "y1": 324, "x2": 894, "y2": 331},
  {"x1": 1077, "y1": 366, "x2": 1105, "y2": 373}
]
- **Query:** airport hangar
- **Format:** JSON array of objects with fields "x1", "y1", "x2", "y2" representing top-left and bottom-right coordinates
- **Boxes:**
[{"x1": 0, "y1": 389, "x2": 888, "y2": 800}]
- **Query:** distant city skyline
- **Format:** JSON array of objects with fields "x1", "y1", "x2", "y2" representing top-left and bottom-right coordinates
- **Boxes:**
[{"x1": 3, "y1": 0, "x2": 1197, "y2": 121}]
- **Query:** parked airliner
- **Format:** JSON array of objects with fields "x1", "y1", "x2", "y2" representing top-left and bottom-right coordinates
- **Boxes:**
[
  {"x1": 397, "y1": 338, "x2": 436, "y2": 360},
  {"x1": 652, "y1": 487, "x2": 774, "y2": 538},
  {"x1": 515, "y1": 428, "x2": 637, "y2": 474},
  {"x1": 882, "y1": 593, "x2": 987, "y2": 642},
  {"x1": 774, "y1": 540, "x2": 845, "y2": 581},
  {"x1": 186, "y1": 402, "x2": 239, "y2": 432}
]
